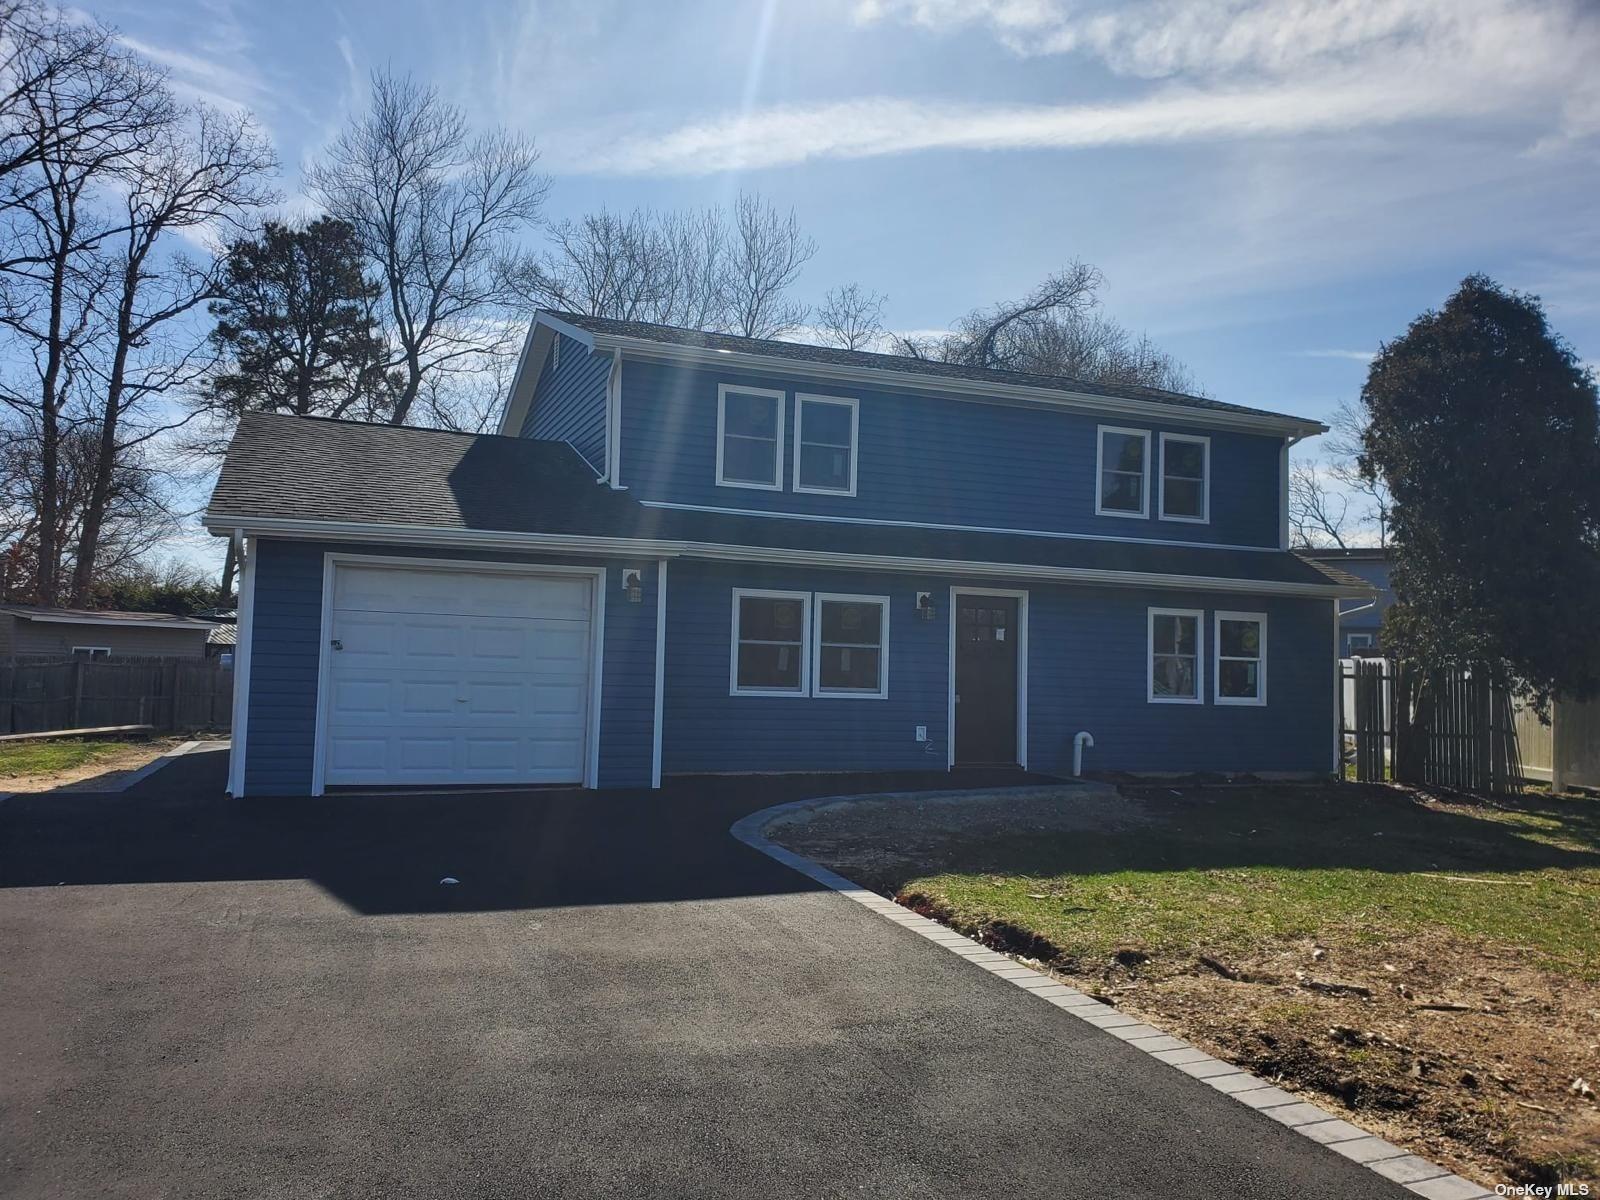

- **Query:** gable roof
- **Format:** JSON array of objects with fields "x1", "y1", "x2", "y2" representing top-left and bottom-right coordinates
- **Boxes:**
[
  {"x1": 502, "y1": 310, "x2": 1326, "y2": 440},
  {"x1": 205, "y1": 413, "x2": 1370, "y2": 598}
]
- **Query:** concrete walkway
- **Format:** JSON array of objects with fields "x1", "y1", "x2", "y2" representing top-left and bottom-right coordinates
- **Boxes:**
[{"x1": 0, "y1": 756, "x2": 1407, "y2": 1198}]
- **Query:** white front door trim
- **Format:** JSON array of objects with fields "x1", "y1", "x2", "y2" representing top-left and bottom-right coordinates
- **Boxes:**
[
  {"x1": 311, "y1": 553, "x2": 606, "y2": 796},
  {"x1": 945, "y1": 585, "x2": 1030, "y2": 771}
]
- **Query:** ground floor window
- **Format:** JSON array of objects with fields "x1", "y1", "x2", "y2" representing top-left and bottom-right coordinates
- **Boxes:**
[
  {"x1": 813, "y1": 594, "x2": 888, "y2": 698},
  {"x1": 1215, "y1": 611, "x2": 1267, "y2": 705},
  {"x1": 1148, "y1": 608, "x2": 1202, "y2": 703},
  {"x1": 71, "y1": 645, "x2": 111, "y2": 658},
  {"x1": 731, "y1": 588, "x2": 890, "y2": 698},
  {"x1": 1346, "y1": 632, "x2": 1374, "y2": 650},
  {"x1": 731, "y1": 589, "x2": 810, "y2": 695}
]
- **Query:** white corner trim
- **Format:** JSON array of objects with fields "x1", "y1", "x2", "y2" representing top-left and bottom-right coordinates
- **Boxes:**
[
  {"x1": 730, "y1": 587, "x2": 812, "y2": 697},
  {"x1": 1148, "y1": 606, "x2": 1205, "y2": 705},
  {"x1": 1158, "y1": 431, "x2": 1211, "y2": 525},
  {"x1": 792, "y1": 393, "x2": 860, "y2": 498},
  {"x1": 651, "y1": 558, "x2": 668, "y2": 789},
  {"x1": 1214, "y1": 610, "x2": 1268, "y2": 707},
  {"x1": 226, "y1": 534, "x2": 257, "y2": 797},
  {"x1": 947, "y1": 587, "x2": 1029, "y2": 769},
  {"x1": 1095, "y1": 425, "x2": 1151, "y2": 520},
  {"x1": 716, "y1": 383, "x2": 787, "y2": 492},
  {"x1": 810, "y1": 592, "x2": 889, "y2": 699},
  {"x1": 589, "y1": 573, "x2": 606, "y2": 789},
  {"x1": 605, "y1": 350, "x2": 624, "y2": 489}
]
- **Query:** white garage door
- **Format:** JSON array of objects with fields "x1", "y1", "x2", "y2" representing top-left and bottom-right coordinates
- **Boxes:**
[{"x1": 322, "y1": 563, "x2": 595, "y2": 788}]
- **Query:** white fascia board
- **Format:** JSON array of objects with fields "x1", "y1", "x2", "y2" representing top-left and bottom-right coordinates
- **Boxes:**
[
  {"x1": 17, "y1": 612, "x2": 218, "y2": 631},
  {"x1": 495, "y1": 313, "x2": 601, "y2": 436},
  {"x1": 588, "y1": 333, "x2": 1327, "y2": 440},
  {"x1": 200, "y1": 512, "x2": 1372, "y2": 599}
]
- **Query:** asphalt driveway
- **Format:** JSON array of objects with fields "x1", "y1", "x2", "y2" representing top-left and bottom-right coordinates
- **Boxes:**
[{"x1": 0, "y1": 754, "x2": 1407, "y2": 1199}]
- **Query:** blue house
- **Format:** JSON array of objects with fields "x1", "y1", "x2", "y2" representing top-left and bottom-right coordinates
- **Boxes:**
[
  {"x1": 205, "y1": 312, "x2": 1370, "y2": 795},
  {"x1": 1300, "y1": 548, "x2": 1392, "y2": 656}
]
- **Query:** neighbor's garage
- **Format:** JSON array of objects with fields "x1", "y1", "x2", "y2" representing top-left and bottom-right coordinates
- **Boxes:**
[{"x1": 320, "y1": 561, "x2": 598, "y2": 788}]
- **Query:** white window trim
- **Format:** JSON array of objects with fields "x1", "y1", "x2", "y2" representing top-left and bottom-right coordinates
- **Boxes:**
[
  {"x1": 793, "y1": 393, "x2": 859, "y2": 497},
  {"x1": 1158, "y1": 432, "x2": 1210, "y2": 524},
  {"x1": 811, "y1": 592, "x2": 889, "y2": 699},
  {"x1": 715, "y1": 384, "x2": 786, "y2": 491},
  {"x1": 1147, "y1": 607, "x2": 1204, "y2": 705},
  {"x1": 71, "y1": 645, "x2": 111, "y2": 657},
  {"x1": 1214, "y1": 610, "x2": 1268, "y2": 707},
  {"x1": 1346, "y1": 632, "x2": 1374, "y2": 649},
  {"x1": 1095, "y1": 425, "x2": 1151, "y2": 519},
  {"x1": 729, "y1": 587, "x2": 811, "y2": 697}
]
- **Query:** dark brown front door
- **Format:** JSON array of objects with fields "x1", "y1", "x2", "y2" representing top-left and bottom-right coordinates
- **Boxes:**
[{"x1": 954, "y1": 594, "x2": 1019, "y2": 766}]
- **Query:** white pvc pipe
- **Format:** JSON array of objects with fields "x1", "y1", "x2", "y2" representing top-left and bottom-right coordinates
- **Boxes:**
[{"x1": 1073, "y1": 731, "x2": 1095, "y2": 777}]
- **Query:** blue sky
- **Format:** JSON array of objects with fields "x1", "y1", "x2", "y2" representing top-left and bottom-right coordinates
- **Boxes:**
[{"x1": 98, "y1": 0, "x2": 1600, "y2": 559}]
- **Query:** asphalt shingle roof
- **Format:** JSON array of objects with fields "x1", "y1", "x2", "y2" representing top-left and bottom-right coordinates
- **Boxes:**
[
  {"x1": 208, "y1": 413, "x2": 1366, "y2": 593},
  {"x1": 545, "y1": 311, "x2": 1316, "y2": 427}
]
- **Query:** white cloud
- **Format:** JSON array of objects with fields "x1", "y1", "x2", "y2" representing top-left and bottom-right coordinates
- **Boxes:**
[
  {"x1": 574, "y1": 0, "x2": 1598, "y2": 175},
  {"x1": 1301, "y1": 349, "x2": 1377, "y2": 362}
]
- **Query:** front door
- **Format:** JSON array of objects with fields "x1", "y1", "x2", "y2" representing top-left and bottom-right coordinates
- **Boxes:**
[{"x1": 954, "y1": 594, "x2": 1019, "y2": 766}]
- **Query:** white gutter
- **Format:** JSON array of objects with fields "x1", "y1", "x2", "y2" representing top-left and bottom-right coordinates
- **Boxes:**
[{"x1": 200, "y1": 512, "x2": 1374, "y2": 599}]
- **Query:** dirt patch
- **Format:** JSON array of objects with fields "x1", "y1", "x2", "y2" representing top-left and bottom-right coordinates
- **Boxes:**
[
  {"x1": 770, "y1": 784, "x2": 1147, "y2": 886},
  {"x1": 771, "y1": 785, "x2": 1600, "y2": 1190},
  {"x1": 0, "y1": 737, "x2": 188, "y2": 793}
]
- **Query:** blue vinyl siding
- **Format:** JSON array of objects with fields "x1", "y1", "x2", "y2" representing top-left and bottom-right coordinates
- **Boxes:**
[
  {"x1": 1334, "y1": 559, "x2": 1391, "y2": 655},
  {"x1": 523, "y1": 333, "x2": 609, "y2": 473},
  {"x1": 661, "y1": 560, "x2": 1333, "y2": 777},
  {"x1": 241, "y1": 539, "x2": 658, "y2": 795},
  {"x1": 618, "y1": 358, "x2": 1284, "y2": 548}
]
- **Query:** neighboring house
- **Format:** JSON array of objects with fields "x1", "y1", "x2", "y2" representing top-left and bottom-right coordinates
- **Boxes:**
[
  {"x1": 0, "y1": 605, "x2": 218, "y2": 659},
  {"x1": 1299, "y1": 548, "x2": 1392, "y2": 656},
  {"x1": 205, "y1": 617, "x2": 237, "y2": 665},
  {"x1": 204, "y1": 311, "x2": 1371, "y2": 796}
]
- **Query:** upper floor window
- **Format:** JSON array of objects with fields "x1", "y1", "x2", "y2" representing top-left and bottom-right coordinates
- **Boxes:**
[
  {"x1": 1097, "y1": 426, "x2": 1150, "y2": 518},
  {"x1": 1215, "y1": 611, "x2": 1266, "y2": 705},
  {"x1": 1159, "y1": 433, "x2": 1209, "y2": 523},
  {"x1": 1148, "y1": 607, "x2": 1202, "y2": 703},
  {"x1": 717, "y1": 385, "x2": 785, "y2": 490},
  {"x1": 794, "y1": 394, "x2": 859, "y2": 496}
]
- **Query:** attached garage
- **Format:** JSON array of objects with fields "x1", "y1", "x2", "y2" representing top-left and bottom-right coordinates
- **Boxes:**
[{"x1": 314, "y1": 558, "x2": 603, "y2": 790}]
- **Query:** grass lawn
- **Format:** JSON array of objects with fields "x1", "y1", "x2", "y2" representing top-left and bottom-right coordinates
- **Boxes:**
[
  {"x1": 775, "y1": 782, "x2": 1600, "y2": 1189},
  {"x1": 0, "y1": 739, "x2": 139, "y2": 780},
  {"x1": 907, "y1": 785, "x2": 1600, "y2": 978}
]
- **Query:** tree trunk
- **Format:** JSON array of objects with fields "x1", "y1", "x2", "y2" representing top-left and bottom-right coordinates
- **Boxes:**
[{"x1": 68, "y1": 265, "x2": 136, "y2": 607}]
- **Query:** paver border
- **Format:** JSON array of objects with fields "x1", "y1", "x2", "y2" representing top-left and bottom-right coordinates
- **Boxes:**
[{"x1": 730, "y1": 790, "x2": 1497, "y2": 1200}]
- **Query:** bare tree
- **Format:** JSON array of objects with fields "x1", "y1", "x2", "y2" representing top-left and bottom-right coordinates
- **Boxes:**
[
  {"x1": 1288, "y1": 460, "x2": 1355, "y2": 548},
  {"x1": 526, "y1": 208, "x2": 672, "y2": 321},
  {"x1": 306, "y1": 71, "x2": 549, "y2": 426},
  {"x1": 1326, "y1": 398, "x2": 1390, "y2": 547},
  {"x1": 815, "y1": 282, "x2": 886, "y2": 351},
  {"x1": 724, "y1": 192, "x2": 814, "y2": 339},
  {"x1": 0, "y1": 14, "x2": 170, "y2": 603},
  {"x1": 912, "y1": 264, "x2": 1199, "y2": 393},
  {"x1": 69, "y1": 104, "x2": 276, "y2": 603}
]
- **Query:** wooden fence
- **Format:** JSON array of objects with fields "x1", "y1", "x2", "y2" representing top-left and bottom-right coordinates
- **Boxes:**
[
  {"x1": 0, "y1": 656, "x2": 232, "y2": 735},
  {"x1": 1339, "y1": 659, "x2": 1523, "y2": 793}
]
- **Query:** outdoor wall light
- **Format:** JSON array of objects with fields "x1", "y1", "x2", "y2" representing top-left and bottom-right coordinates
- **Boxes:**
[
  {"x1": 916, "y1": 591, "x2": 937, "y2": 621},
  {"x1": 622, "y1": 568, "x2": 644, "y2": 603}
]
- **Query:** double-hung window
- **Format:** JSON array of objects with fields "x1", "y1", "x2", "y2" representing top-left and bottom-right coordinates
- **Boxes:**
[
  {"x1": 1148, "y1": 608, "x2": 1202, "y2": 703},
  {"x1": 731, "y1": 589, "x2": 889, "y2": 698},
  {"x1": 1159, "y1": 433, "x2": 1209, "y2": 522},
  {"x1": 813, "y1": 594, "x2": 888, "y2": 698},
  {"x1": 1215, "y1": 611, "x2": 1267, "y2": 705},
  {"x1": 731, "y1": 590, "x2": 810, "y2": 695},
  {"x1": 717, "y1": 385, "x2": 785, "y2": 490},
  {"x1": 1097, "y1": 426, "x2": 1150, "y2": 517},
  {"x1": 794, "y1": 395, "x2": 858, "y2": 495}
]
